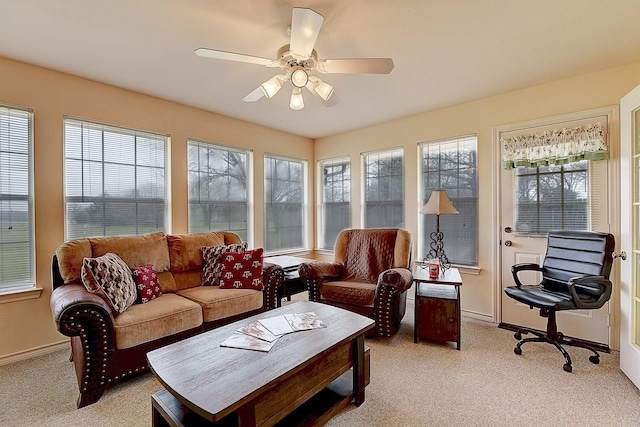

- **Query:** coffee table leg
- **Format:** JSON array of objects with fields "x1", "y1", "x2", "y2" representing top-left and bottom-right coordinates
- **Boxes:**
[
  {"x1": 353, "y1": 334, "x2": 365, "y2": 406},
  {"x1": 237, "y1": 403, "x2": 256, "y2": 427}
]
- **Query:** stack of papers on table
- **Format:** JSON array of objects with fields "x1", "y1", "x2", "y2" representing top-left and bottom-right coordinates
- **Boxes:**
[{"x1": 220, "y1": 312, "x2": 326, "y2": 352}]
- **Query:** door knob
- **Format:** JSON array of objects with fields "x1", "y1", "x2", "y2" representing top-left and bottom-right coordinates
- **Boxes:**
[
  {"x1": 612, "y1": 251, "x2": 627, "y2": 260},
  {"x1": 504, "y1": 240, "x2": 513, "y2": 247}
]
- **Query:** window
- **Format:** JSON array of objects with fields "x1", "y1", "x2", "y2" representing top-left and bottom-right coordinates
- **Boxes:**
[
  {"x1": 188, "y1": 140, "x2": 250, "y2": 240},
  {"x1": 0, "y1": 105, "x2": 34, "y2": 292},
  {"x1": 264, "y1": 154, "x2": 306, "y2": 252},
  {"x1": 64, "y1": 118, "x2": 167, "y2": 240},
  {"x1": 419, "y1": 135, "x2": 478, "y2": 265},
  {"x1": 319, "y1": 157, "x2": 351, "y2": 250},
  {"x1": 513, "y1": 161, "x2": 590, "y2": 235},
  {"x1": 363, "y1": 148, "x2": 404, "y2": 228}
]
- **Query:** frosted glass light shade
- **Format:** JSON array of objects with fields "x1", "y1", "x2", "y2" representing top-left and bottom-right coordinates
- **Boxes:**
[
  {"x1": 261, "y1": 76, "x2": 283, "y2": 98},
  {"x1": 289, "y1": 88, "x2": 304, "y2": 110}
]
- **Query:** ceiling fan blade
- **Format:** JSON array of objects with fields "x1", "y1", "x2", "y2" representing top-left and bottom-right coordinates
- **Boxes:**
[
  {"x1": 195, "y1": 48, "x2": 278, "y2": 67},
  {"x1": 316, "y1": 58, "x2": 394, "y2": 74},
  {"x1": 289, "y1": 8, "x2": 324, "y2": 60},
  {"x1": 242, "y1": 86, "x2": 265, "y2": 102}
]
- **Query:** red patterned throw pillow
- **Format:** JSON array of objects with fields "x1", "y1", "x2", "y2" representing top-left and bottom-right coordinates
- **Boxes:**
[
  {"x1": 201, "y1": 243, "x2": 248, "y2": 286},
  {"x1": 219, "y1": 248, "x2": 264, "y2": 290},
  {"x1": 131, "y1": 264, "x2": 162, "y2": 304}
]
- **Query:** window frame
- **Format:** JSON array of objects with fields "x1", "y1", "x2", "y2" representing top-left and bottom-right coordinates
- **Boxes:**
[
  {"x1": 418, "y1": 135, "x2": 478, "y2": 266},
  {"x1": 63, "y1": 117, "x2": 169, "y2": 241},
  {"x1": 263, "y1": 153, "x2": 308, "y2": 254},
  {"x1": 318, "y1": 156, "x2": 351, "y2": 250},
  {"x1": 187, "y1": 139, "x2": 252, "y2": 241},
  {"x1": 0, "y1": 104, "x2": 35, "y2": 295}
]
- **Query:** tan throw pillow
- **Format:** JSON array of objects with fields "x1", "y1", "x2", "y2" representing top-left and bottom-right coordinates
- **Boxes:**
[
  {"x1": 81, "y1": 253, "x2": 137, "y2": 314},
  {"x1": 201, "y1": 243, "x2": 247, "y2": 286}
]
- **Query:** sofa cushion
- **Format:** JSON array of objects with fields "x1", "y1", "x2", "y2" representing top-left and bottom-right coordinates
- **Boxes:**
[
  {"x1": 132, "y1": 264, "x2": 162, "y2": 304},
  {"x1": 201, "y1": 243, "x2": 247, "y2": 286},
  {"x1": 167, "y1": 232, "x2": 229, "y2": 273},
  {"x1": 89, "y1": 232, "x2": 170, "y2": 273},
  {"x1": 320, "y1": 280, "x2": 377, "y2": 307},
  {"x1": 81, "y1": 253, "x2": 138, "y2": 314},
  {"x1": 219, "y1": 248, "x2": 264, "y2": 290},
  {"x1": 178, "y1": 286, "x2": 263, "y2": 322},
  {"x1": 56, "y1": 239, "x2": 93, "y2": 284},
  {"x1": 113, "y1": 293, "x2": 203, "y2": 349}
]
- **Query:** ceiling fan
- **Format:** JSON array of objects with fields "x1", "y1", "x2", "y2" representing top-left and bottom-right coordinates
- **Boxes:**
[{"x1": 195, "y1": 7, "x2": 394, "y2": 110}]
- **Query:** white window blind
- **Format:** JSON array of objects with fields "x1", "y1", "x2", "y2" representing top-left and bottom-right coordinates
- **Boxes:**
[
  {"x1": 512, "y1": 159, "x2": 608, "y2": 234},
  {"x1": 264, "y1": 154, "x2": 306, "y2": 252},
  {"x1": 188, "y1": 140, "x2": 250, "y2": 241},
  {"x1": 363, "y1": 148, "x2": 404, "y2": 228},
  {"x1": 0, "y1": 105, "x2": 34, "y2": 292},
  {"x1": 64, "y1": 118, "x2": 167, "y2": 240},
  {"x1": 319, "y1": 157, "x2": 351, "y2": 250},
  {"x1": 419, "y1": 135, "x2": 478, "y2": 266}
]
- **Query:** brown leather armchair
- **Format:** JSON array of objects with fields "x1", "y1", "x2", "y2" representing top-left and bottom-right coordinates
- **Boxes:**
[{"x1": 298, "y1": 228, "x2": 412, "y2": 337}]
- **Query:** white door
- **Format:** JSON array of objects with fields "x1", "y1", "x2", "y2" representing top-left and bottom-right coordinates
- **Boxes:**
[
  {"x1": 620, "y1": 84, "x2": 640, "y2": 389},
  {"x1": 498, "y1": 109, "x2": 616, "y2": 344}
]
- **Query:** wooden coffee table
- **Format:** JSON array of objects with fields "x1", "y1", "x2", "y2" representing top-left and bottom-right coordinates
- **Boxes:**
[{"x1": 147, "y1": 300, "x2": 374, "y2": 426}]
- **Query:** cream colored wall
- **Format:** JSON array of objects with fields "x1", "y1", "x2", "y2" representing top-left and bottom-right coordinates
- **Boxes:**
[
  {"x1": 2, "y1": 54, "x2": 640, "y2": 360},
  {"x1": 0, "y1": 56, "x2": 313, "y2": 361},
  {"x1": 314, "y1": 61, "x2": 640, "y2": 323}
]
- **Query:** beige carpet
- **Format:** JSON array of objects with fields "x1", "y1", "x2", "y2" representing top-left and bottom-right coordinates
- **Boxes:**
[{"x1": 2, "y1": 297, "x2": 640, "y2": 426}]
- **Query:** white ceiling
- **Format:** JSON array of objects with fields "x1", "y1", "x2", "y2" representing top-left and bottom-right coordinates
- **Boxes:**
[{"x1": 2, "y1": 0, "x2": 640, "y2": 139}]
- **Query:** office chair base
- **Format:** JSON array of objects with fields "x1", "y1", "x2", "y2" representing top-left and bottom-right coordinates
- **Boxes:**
[{"x1": 513, "y1": 325, "x2": 602, "y2": 373}]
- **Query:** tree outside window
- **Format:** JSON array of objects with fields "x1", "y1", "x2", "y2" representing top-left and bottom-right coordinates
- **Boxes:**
[
  {"x1": 264, "y1": 154, "x2": 306, "y2": 252},
  {"x1": 188, "y1": 141, "x2": 250, "y2": 241}
]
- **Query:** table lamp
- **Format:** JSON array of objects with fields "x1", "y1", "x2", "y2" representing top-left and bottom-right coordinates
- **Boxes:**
[{"x1": 420, "y1": 190, "x2": 459, "y2": 271}]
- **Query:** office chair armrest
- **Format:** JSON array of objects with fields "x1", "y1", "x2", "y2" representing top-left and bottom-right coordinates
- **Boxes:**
[
  {"x1": 511, "y1": 263, "x2": 543, "y2": 288},
  {"x1": 568, "y1": 275, "x2": 613, "y2": 309}
]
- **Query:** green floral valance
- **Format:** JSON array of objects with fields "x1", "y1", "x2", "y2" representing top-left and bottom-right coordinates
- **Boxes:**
[{"x1": 501, "y1": 122, "x2": 608, "y2": 170}]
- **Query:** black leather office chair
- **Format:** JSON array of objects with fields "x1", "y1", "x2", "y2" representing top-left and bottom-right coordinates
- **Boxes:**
[{"x1": 504, "y1": 230, "x2": 615, "y2": 372}]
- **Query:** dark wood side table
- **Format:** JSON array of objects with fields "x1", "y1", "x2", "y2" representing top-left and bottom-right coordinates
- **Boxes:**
[
  {"x1": 264, "y1": 255, "x2": 315, "y2": 307},
  {"x1": 413, "y1": 266, "x2": 463, "y2": 350}
]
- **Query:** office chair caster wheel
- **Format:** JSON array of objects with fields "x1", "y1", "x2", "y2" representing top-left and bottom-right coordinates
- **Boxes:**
[
  {"x1": 589, "y1": 355, "x2": 600, "y2": 364},
  {"x1": 514, "y1": 331, "x2": 522, "y2": 340},
  {"x1": 514, "y1": 346, "x2": 522, "y2": 355},
  {"x1": 563, "y1": 363, "x2": 572, "y2": 373}
]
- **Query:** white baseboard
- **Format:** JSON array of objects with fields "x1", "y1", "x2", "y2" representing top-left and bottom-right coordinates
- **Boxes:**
[
  {"x1": 0, "y1": 340, "x2": 69, "y2": 366},
  {"x1": 462, "y1": 310, "x2": 495, "y2": 324}
]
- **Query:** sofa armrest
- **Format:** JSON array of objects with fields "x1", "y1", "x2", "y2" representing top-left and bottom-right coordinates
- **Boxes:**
[
  {"x1": 262, "y1": 262, "x2": 284, "y2": 311},
  {"x1": 298, "y1": 262, "x2": 343, "y2": 302},
  {"x1": 50, "y1": 284, "x2": 116, "y2": 342},
  {"x1": 377, "y1": 268, "x2": 413, "y2": 293}
]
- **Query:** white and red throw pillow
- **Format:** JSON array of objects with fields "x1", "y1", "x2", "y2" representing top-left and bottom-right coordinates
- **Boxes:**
[
  {"x1": 219, "y1": 248, "x2": 264, "y2": 290},
  {"x1": 131, "y1": 264, "x2": 162, "y2": 304}
]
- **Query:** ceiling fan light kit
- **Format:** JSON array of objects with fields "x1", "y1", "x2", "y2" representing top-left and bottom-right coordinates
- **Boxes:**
[
  {"x1": 195, "y1": 7, "x2": 394, "y2": 111},
  {"x1": 260, "y1": 75, "x2": 283, "y2": 99},
  {"x1": 290, "y1": 87, "x2": 304, "y2": 110}
]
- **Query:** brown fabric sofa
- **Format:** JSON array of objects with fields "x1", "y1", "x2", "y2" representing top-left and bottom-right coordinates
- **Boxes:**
[
  {"x1": 50, "y1": 231, "x2": 284, "y2": 408},
  {"x1": 298, "y1": 228, "x2": 412, "y2": 337}
]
